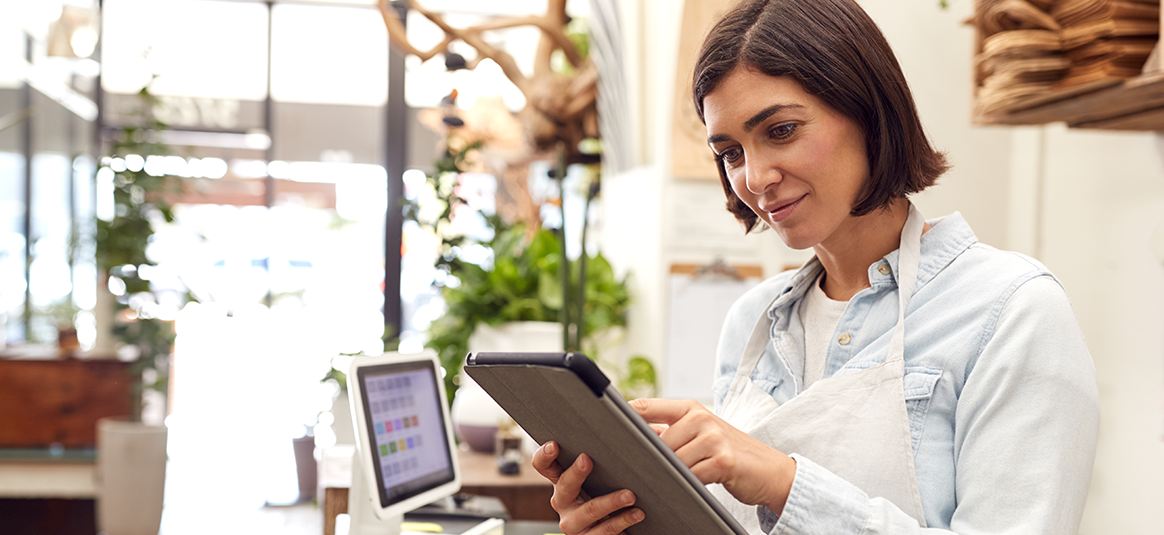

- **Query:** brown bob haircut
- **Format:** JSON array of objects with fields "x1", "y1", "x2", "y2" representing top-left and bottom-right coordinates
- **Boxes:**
[{"x1": 693, "y1": 0, "x2": 949, "y2": 232}]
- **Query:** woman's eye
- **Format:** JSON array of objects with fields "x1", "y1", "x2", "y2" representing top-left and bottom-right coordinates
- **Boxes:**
[
  {"x1": 717, "y1": 148, "x2": 743, "y2": 164},
  {"x1": 770, "y1": 123, "x2": 798, "y2": 140}
]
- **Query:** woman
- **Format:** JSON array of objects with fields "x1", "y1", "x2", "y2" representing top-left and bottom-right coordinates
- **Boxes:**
[{"x1": 533, "y1": 1, "x2": 1099, "y2": 534}]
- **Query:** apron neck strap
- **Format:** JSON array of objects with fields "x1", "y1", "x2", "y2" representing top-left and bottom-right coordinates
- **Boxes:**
[
  {"x1": 886, "y1": 203, "x2": 924, "y2": 365},
  {"x1": 738, "y1": 203, "x2": 925, "y2": 375}
]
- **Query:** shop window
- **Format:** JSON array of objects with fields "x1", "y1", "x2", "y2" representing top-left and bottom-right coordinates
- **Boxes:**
[
  {"x1": 101, "y1": 0, "x2": 269, "y2": 100},
  {"x1": 0, "y1": 153, "x2": 24, "y2": 344},
  {"x1": 270, "y1": 2, "x2": 387, "y2": 106}
]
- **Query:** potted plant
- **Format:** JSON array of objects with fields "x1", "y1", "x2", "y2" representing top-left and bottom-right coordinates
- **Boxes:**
[
  {"x1": 92, "y1": 85, "x2": 187, "y2": 535},
  {"x1": 408, "y1": 116, "x2": 653, "y2": 393},
  {"x1": 401, "y1": 100, "x2": 656, "y2": 455}
]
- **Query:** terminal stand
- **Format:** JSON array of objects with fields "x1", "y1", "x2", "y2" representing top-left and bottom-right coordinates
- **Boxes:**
[{"x1": 348, "y1": 449, "x2": 403, "y2": 535}]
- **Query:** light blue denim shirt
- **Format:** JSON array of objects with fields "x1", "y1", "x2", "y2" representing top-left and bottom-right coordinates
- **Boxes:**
[{"x1": 713, "y1": 213, "x2": 1099, "y2": 535}]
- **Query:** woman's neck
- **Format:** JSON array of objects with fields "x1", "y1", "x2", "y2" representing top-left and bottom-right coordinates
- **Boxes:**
[{"x1": 813, "y1": 198, "x2": 921, "y2": 301}]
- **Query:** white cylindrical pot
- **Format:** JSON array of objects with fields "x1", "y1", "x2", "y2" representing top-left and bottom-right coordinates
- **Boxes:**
[
  {"x1": 92, "y1": 273, "x2": 118, "y2": 357},
  {"x1": 331, "y1": 392, "x2": 356, "y2": 445},
  {"x1": 466, "y1": 321, "x2": 565, "y2": 355},
  {"x1": 453, "y1": 322, "x2": 564, "y2": 453},
  {"x1": 96, "y1": 417, "x2": 168, "y2": 535}
]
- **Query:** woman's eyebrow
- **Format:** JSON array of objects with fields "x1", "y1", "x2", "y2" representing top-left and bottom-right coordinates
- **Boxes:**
[
  {"x1": 706, "y1": 103, "x2": 806, "y2": 145},
  {"x1": 743, "y1": 104, "x2": 803, "y2": 132}
]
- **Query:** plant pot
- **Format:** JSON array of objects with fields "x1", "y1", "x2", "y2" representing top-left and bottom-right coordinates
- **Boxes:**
[
  {"x1": 96, "y1": 417, "x2": 168, "y2": 535},
  {"x1": 292, "y1": 433, "x2": 317, "y2": 503},
  {"x1": 452, "y1": 322, "x2": 564, "y2": 453},
  {"x1": 331, "y1": 392, "x2": 355, "y2": 445},
  {"x1": 467, "y1": 321, "x2": 565, "y2": 354}
]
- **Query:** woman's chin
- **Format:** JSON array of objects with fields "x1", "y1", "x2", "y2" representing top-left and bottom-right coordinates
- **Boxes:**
[{"x1": 773, "y1": 227, "x2": 819, "y2": 251}]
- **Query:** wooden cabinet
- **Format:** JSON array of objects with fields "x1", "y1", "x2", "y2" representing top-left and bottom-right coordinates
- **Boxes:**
[{"x1": 0, "y1": 358, "x2": 132, "y2": 448}]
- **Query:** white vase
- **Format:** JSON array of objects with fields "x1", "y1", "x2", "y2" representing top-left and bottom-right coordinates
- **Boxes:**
[
  {"x1": 466, "y1": 321, "x2": 565, "y2": 355},
  {"x1": 331, "y1": 392, "x2": 356, "y2": 445},
  {"x1": 452, "y1": 321, "x2": 563, "y2": 453},
  {"x1": 96, "y1": 417, "x2": 168, "y2": 535}
]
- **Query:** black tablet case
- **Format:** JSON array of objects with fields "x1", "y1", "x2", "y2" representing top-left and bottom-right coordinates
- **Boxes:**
[{"x1": 464, "y1": 352, "x2": 748, "y2": 535}]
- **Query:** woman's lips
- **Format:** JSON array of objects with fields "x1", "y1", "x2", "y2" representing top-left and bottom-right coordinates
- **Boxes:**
[{"x1": 766, "y1": 195, "x2": 805, "y2": 223}]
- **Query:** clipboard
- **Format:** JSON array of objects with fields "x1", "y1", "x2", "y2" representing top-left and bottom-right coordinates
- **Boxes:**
[
  {"x1": 464, "y1": 352, "x2": 748, "y2": 535},
  {"x1": 664, "y1": 261, "x2": 762, "y2": 402}
]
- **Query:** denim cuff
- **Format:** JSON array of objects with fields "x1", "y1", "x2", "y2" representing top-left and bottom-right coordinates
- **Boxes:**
[
  {"x1": 757, "y1": 504, "x2": 780, "y2": 533},
  {"x1": 771, "y1": 454, "x2": 869, "y2": 535}
]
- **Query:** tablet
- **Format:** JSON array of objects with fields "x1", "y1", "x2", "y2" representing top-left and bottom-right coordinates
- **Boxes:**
[
  {"x1": 347, "y1": 351, "x2": 461, "y2": 522},
  {"x1": 464, "y1": 352, "x2": 748, "y2": 535}
]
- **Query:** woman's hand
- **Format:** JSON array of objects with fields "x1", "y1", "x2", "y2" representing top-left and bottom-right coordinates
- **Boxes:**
[
  {"x1": 531, "y1": 441, "x2": 645, "y2": 535},
  {"x1": 630, "y1": 398, "x2": 797, "y2": 515}
]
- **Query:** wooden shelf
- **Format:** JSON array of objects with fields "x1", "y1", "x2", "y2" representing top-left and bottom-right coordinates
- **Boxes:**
[
  {"x1": 972, "y1": 0, "x2": 1164, "y2": 131},
  {"x1": 975, "y1": 71, "x2": 1164, "y2": 130}
]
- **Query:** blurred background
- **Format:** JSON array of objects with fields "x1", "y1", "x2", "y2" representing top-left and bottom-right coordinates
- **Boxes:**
[{"x1": 1, "y1": 0, "x2": 1162, "y2": 534}]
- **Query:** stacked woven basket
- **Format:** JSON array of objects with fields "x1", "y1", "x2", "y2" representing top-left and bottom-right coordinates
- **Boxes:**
[{"x1": 974, "y1": 0, "x2": 1160, "y2": 117}]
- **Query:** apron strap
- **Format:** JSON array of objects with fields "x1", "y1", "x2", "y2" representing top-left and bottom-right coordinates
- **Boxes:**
[
  {"x1": 886, "y1": 203, "x2": 924, "y2": 365},
  {"x1": 739, "y1": 296, "x2": 783, "y2": 378},
  {"x1": 736, "y1": 202, "x2": 925, "y2": 378}
]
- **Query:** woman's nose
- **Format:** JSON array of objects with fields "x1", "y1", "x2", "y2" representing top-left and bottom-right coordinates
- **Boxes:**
[{"x1": 745, "y1": 153, "x2": 780, "y2": 195}]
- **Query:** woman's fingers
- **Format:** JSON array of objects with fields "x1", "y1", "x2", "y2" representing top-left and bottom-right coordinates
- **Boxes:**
[
  {"x1": 544, "y1": 452, "x2": 644, "y2": 535},
  {"x1": 549, "y1": 453, "x2": 593, "y2": 512},
  {"x1": 687, "y1": 453, "x2": 733, "y2": 486},
  {"x1": 558, "y1": 488, "x2": 642, "y2": 535},
  {"x1": 629, "y1": 398, "x2": 698, "y2": 426},
  {"x1": 633, "y1": 398, "x2": 794, "y2": 511},
  {"x1": 532, "y1": 441, "x2": 565, "y2": 485},
  {"x1": 637, "y1": 399, "x2": 722, "y2": 455},
  {"x1": 569, "y1": 507, "x2": 645, "y2": 535},
  {"x1": 670, "y1": 432, "x2": 725, "y2": 481},
  {"x1": 597, "y1": 508, "x2": 646, "y2": 535}
]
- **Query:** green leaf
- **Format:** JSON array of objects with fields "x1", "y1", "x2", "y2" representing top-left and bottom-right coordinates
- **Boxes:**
[
  {"x1": 620, "y1": 356, "x2": 658, "y2": 399},
  {"x1": 538, "y1": 270, "x2": 563, "y2": 310}
]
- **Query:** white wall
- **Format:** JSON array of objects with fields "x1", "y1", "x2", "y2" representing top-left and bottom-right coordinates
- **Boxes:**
[
  {"x1": 601, "y1": 0, "x2": 796, "y2": 396},
  {"x1": 1037, "y1": 126, "x2": 1164, "y2": 534},
  {"x1": 862, "y1": 1, "x2": 1015, "y2": 247},
  {"x1": 874, "y1": 4, "x2": 1164, "y2": 532},
  {"x1": 604, "y1": 0, "x2": 1164, "y2": 532}
]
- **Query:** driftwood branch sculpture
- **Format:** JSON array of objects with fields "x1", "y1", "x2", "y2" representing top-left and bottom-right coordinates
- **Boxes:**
[{"x1": 378, "y1": 0, "x2": 599, "y2": 161}]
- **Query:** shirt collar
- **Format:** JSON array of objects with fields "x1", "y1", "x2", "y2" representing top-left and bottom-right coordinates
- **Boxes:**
[{"x1": 767, "y1": 211, "x2": 978, "y2": 320}]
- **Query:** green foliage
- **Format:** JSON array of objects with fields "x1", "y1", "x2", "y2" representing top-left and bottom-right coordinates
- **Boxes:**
[
  {"x1": 551, "y1": 18, "x2": 591, "y2": 76},
  {"x1": 94, "y1": 86, "x2": 190, "y2": 422},
  {"x1": 426, "y1": 224, "x2": 631, "y2": 405},
  {"x1": 620, "y1": 356, "x2": 657, "y2": 400},
  {"x1": 405, "y1": 104, "x2": 645, "y2": 406},
  {"x1": 401, "y1": 139, "x2": 485, "y2": 277}
]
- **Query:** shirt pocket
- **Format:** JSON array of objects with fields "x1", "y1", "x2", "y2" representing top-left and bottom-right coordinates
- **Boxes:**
[
  {"x1": 903, "y1": 366, "x2": 942, "y2": 453},
  {"x1": 711, "y1": 374, "x2": 785, "y2": 412},
  {"x1": 712, "y1": 374, "x2": 734, "y2": 410}
]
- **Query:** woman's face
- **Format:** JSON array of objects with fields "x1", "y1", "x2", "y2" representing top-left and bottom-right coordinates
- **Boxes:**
[{"x1": 703, "y1": 66, "x2": 869, "y2": 251}]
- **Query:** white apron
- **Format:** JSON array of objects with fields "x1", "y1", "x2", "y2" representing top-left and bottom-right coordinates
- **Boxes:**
[{"x1": 708, "y1": 204, "x2": 928, "y2": 532}]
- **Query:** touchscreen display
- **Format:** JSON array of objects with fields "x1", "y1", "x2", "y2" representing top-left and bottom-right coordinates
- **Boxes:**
[{"x1": 358, "y1": 361, "x2": 455, "y2": 506}]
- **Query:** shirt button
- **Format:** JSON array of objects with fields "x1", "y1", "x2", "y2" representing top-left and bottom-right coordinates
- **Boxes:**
[
  {"x1": 838, "y1": 333, "x2": 852, "y2": 345},
  {"x1": 878, "y1": 263, "x2": 891, "y2": 275}
]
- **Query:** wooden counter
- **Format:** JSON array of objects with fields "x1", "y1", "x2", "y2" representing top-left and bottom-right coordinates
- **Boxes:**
[{"x1": 321, "y1": 448, "x2": 555, "y2": 535}]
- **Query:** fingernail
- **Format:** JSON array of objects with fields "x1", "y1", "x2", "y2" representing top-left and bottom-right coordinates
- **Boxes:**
[
  {"x1": 620, "y1": 491, "x2": 634, "y2": 505},
  {"x1": 542, "y1": 442, "x2": 555, "y2": 454},
  {"x1": 630, "y1": 509, "x2": 644, "y2": 522},
  {"x1": 577, "y1": 454, "x2": 589, "y2": 470}
]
